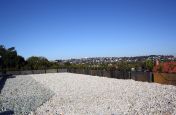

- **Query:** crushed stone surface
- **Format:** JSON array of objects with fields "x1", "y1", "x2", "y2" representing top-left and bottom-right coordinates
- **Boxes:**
[
  {"x1": 0, "y1": 75, "x2": 54, "y2": 115},
  {"x1": 29, "y1": 73, "x2": 176, "y2": 115}
]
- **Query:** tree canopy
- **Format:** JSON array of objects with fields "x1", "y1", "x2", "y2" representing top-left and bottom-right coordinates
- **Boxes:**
[
  {"x1": 26, "y1": 56, "x2": 49, "y2": 70},
  {"x1": 0, "y1": 45, "x2": 60, "y2": 72},
  {"x1": 0, "y1": 45, "x2": 26, "y2": 73}
]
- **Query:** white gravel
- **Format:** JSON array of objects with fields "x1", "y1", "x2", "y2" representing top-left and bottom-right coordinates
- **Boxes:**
[
  {"x1": 0, "y1": 75, "x2": 54, "y2": 115},
  {"x1": 28, "y1": 73, "x2": 176, "y2": 115}
]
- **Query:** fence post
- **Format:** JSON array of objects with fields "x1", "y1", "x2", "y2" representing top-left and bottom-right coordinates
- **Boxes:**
[
  {"x1": 149, "y1": 72, "x2": 154, "y2": 82},
  {"x1": 128, "y1": 71, "x2": 131, "y2": 79},
  {"x1": 122, "y1": 71, "x2": 124, "y2": 79}
]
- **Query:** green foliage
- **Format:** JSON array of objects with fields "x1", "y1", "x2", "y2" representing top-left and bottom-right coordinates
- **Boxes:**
[
  {"x1": 0, "y1": 44, "x2": 63, "y2": 71},
  {"x1": 0, "y1": 45, "x2": 26, "y2": 72},
  {"x1": 116, "y1": 62, "x2": 129, "y2": 71},
  {"x1": 64, "y1": 62, "x2": 71, "y2": 67},
  {"x1": 47, "y1": 62, "x2": 59, "y2": 69},
  {"x1": 26, "y1": 56, "x2": 49, "y2": 70},
  {"x1": 145, "y1": 59, "x2": 154, "y2": 71},
  {"x1": 15, "y1": 55, "x2": 26, "y2": 70}
]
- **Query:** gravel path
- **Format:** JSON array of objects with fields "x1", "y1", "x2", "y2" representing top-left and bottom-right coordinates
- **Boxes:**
[
  {"x1": 0, "y1": 75, "x2": 54, "y2": 115},
  {"x1": 29, "y1": 73, "x2": 176, "y2": 115}
]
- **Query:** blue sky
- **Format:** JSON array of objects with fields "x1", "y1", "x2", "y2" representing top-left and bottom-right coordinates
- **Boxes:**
[{"x1": 0, "y1": 0, "x2": 176, "y2": 60}]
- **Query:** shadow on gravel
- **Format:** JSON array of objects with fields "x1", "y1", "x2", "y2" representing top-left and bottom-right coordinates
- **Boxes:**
[
  {"x1": 0, "y1": 74, "x2": 16, "y2": 93},
  {"x1": 0, "y1": 110, "x2": 14, "y2": 115}
]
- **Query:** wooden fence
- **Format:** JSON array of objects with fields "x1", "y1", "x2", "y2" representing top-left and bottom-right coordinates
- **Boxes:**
[
  {"x1": 67, "y1": 69, "x2": 154, "y2": 82},
  {"x1": 1, "y1": 68, "x2": 176, "y2": 85},
  {"x1": 0, "y1": 69, "x2": 67, "y2": 75},
  {"x1": 153, "y1": 73, "x2": 176, "y2": 85}
]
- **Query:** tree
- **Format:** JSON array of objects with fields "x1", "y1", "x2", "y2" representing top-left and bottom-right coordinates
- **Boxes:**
[
  {"x1": 0, "y1": 45, "x2": 6, "y2": 72},
  {"x1": 6, "y1": 47, "x2": 18, "y2": 70},
  {"x1": 64, "y1": 62, "x2": 71, "y2": 68},
  {"x1": 0, "y1": 45, "x2": 26, "y2": 73},
  {"x1": 117, "y1": 61, "x2": 130, "y2": 71},
  {"x1": 26, "y1": 56, "x2": 49, "y2": 70},
  {"x1": 16, "y1": 55, "x2": 26, "y2": 70},
  {"x1": 145, "y1": 59, "x2": 154, "y2": 71}
]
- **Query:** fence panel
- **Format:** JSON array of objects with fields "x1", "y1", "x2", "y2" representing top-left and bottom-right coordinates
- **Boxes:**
[
  {"x1": 64, "y1": 69, "x2": 156, "y2": 83},
  {"x1": 6, "y1": 71, "x2": 21, "y2": 75},
  {"x1": 46, "y1": 69, "x2": 57, "y2": 73},
  {"x1": 154, "y1": 73, "x2": 176, "y2": 85},
  {"x1": 5, "y1": 69, "x2": 68, "y2": 75},
  {"x1": 131, "y1": 71, "x2": 152, "y2": 82},
  {"x1": 102, "y1": 70, "x2": 111, "y2": 77},
  {"x1": 20, "y1": 70, "x2": 33, "y2": 75},
  {"x1": 32, "y1": 70, "x2": 45, "y2": 74},
  {"x1": 57, "y1": 69, "x2": 67, "y2": 73}
]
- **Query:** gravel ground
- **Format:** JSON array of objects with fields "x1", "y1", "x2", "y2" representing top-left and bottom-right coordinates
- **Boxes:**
[
  {"x1": 0, "y1": 75, "x2": 54, "y2": 115},
  {"x1": 1, "y1": 73, "x2": 176, "y2": 115},
  {"x1": 28, "y1": 73, "x2": 176, "y2": 115}
]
